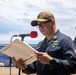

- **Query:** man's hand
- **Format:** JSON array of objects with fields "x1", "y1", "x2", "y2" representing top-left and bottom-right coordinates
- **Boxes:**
[
  {"x1": 35, "y1": 52, "x2": 53, "y2": 64},
  {"x1": 12, "y1": 57, "x2": 26, "y2": 70}
]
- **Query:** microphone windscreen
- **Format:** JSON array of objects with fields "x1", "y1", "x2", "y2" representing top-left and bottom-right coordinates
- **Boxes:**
[{"x1": 30, "y1": 31, "x2": 38, "y2": 38}]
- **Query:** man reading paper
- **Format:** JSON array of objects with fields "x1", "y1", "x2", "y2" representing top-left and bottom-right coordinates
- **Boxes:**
[{"x1": 13, "y1": 11, "x2": 76, "y2": 75}]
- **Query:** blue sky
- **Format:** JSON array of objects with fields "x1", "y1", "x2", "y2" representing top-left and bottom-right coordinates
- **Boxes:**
[{"x1": 0, "y1": 0, "x2": 76, "y2": 44}]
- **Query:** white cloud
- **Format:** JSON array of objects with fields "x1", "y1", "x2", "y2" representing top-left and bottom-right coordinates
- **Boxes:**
[{"x1": 59, "y1": 0, "x2": 76, "y2": 8}]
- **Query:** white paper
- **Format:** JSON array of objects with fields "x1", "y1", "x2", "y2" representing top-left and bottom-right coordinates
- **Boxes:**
[{"x1": 0, "y1": 39, "x2": 37, "y2": 65}]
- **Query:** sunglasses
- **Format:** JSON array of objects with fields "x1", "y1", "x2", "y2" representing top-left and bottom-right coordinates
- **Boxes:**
[{"x1": 36, "y1": 20, "x2": 51, "y2": 28}]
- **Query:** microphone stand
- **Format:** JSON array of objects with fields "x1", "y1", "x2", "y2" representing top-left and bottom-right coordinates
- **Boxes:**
[
  {"x1": 18, "y1": 36, "x2": 30, "y2": 75},
  {"x1": 10, "y1": 36, "x2": 23, "y2": 75}
]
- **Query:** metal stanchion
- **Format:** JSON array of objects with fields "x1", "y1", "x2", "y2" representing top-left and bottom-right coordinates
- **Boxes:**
[{"x1": 10, "y1": 36, "x2": 14, "y2": 75}]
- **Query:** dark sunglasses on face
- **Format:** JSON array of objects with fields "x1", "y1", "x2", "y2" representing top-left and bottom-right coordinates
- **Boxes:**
[{"x1": 36, "y1": 21, "x2": 51, "y2": 28}]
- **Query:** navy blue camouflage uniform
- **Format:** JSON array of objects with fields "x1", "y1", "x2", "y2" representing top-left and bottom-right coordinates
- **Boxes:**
[{"x1": 22, "y1": 30, "x2": 76, "y2": 75}]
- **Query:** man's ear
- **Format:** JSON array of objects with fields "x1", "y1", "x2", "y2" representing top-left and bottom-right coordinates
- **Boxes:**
[{"x1": 51, "y1": 19, "x2": 55, "y2": 25}]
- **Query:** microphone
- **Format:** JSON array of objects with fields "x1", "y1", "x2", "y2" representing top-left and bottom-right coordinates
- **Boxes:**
[
  {"x1": 13, "y1": 31, "x2": 38, "y2": 41},
  {"x1": 30, "y1": 31, "x2": 38, "y2": 38}
]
